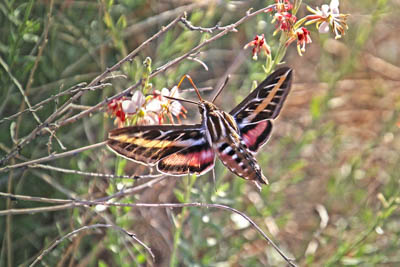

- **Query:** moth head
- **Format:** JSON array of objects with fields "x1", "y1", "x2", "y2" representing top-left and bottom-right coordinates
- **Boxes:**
[{"x1": 198, "y1": 100, "x2": 218, "y2": 115}]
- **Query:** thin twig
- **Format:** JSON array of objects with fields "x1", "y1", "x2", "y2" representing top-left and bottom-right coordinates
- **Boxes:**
[
  {"x1": 23, "y1": 0, "x2": 54, "y2": 125},
  {"x1": 96, "y1": 176, "x2": 169, "y2": 201},
  {"x1": 0, "y1": 55, "x2": 42, "y2": 126},
  {"x1": 0, "y1": 141, "x2": 107, "y2": 172},
  {"x1": 32, "y1": 170, "x2": 79, "y2": 199},
  {"x1": 54, "y1": 6, "x2": 274, "y2": 130},
  {"x1": 29, "y1": 224, "x2": 154, "y2": 267},
  {"x1": 180, "y1": 16, "x2": 228, "y2": 33},
  {"x1": 152, "y1": 6, "x2": 273, "y2": 76},
  {"x1": 53, "y1": 14, "x2": 185, "y2": 129},
  {"x1": 0, "y1": 88, "x2": 91, "y2": 165},
  {"x1": 0, "y1": 6, "x2": 274, "y2": 166},
  {"x1": 0, "y1": 193, "x2": 297, "y2": 266},
  {"x1": 0, "y1": 83, "x2": 87, "y2": 125},
  {"x1": 60, "y1": 2, "x2": 209, "y2": 77},
  {"x1": 30, "y1": 163, "x2": 164, "y2": 180},
  {"x1": 123, "y1": 1, "x2": 213, "y2": 38},
  {"x1": 0, "y1": 14, "x2": 184, "y2": 166}
]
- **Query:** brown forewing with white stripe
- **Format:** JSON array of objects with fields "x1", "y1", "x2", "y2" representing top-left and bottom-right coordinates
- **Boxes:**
[{"x1": 107, "y1": 67, "x2": 293, "y2": 186}]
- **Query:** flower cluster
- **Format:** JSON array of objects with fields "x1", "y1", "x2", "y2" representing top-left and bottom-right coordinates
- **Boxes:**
[
  {"x1": 243, "y1": 34, "x2": 271, "y2": 60},
  {"x1": 266, "y1": 0, "x2": 292, "y2": 13},
  {"x1": 107, "y1": 88, "x2": 186, "y2": 127},
  {"x1": 244, "y1": 0, "x2": 349, "y2": 58},
  {"x1": 305, "y1": 0, "x2": 349, "y2": 39}
]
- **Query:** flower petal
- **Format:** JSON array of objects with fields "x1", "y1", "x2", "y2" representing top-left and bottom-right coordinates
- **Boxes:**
[
  {"x1": 330, "y1": 0, "x2": 340, "y2": 14},
  {"x1": 121, "y1": 100, "x2": 137, "y2": 114},
  {"x1": 321, "y1": 4, "x2": 330, "y2": 17},
  {"x1": 131, "y1": 90, "x2": 145, "y2": 107},
  {"x1": 141, "y1": 113, "x2": 158, "y2": 125},
  {"x1": 318, "y1": 21, "x2": 330, "y2": 33},
  {"x1": 145, "y1": 99, "x2": 163, "y2": 112},
  {"x1": 161, "y1": 88, "x2": 170, "y2": 96},
  {"x1": 169, "y1": 101, "x2": 182, "y2": 116}
]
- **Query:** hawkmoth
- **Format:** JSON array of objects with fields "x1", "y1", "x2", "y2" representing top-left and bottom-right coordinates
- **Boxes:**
[{"x1": 107, "y1": 67, "x2": 293, "y2": 187}]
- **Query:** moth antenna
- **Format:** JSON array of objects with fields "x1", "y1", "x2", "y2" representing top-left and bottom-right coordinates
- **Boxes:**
[
  {"x1": 163, "y1": 95, "x2": 200, "y2": 106},
  {"x1": 212, "y1": 75, "x2": 230, "y2": 103},
  {"x1": 178, "y1": 74, "x2": 203, "y2": 101}
]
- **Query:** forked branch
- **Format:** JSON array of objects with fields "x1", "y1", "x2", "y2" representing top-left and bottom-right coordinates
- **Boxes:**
[{"x1": 0, "y1": 192, "x2": 297, "y2": 266}]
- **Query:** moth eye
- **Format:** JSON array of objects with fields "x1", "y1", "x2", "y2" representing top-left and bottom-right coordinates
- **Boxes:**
[{"x1": 190, "y1": 131, "x2": 199, "y2": 138}]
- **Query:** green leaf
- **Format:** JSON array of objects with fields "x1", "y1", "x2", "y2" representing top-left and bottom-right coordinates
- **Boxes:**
[
  {"x1": 23, "y1": 33, "x2": 39, "y2": 43},
  {"x1": 310, "y1": 95, "x2": 323, "y2": 120},
  {"x1": 107, "y1": 0, "x2": 114, "y2": 9},
  {"x1": 104, "y1": 12, "x2": 113, "y2": 28},
  {"x1": 137, "y1": 253, "x2": 146, "y2": 263},
  {"x1": 289, "y1": 160, "x2": 306, "y2": 172},
  {"x1": 98, "y1": 260, "x2": 108, "y2": 267},
  {"x1": 116, "y1": 158, "x2": 127, "y2": 176},
  {"x1": 116, "y1": 15, "x2": 127, "y2": 30},
  {"x1": 174, "y1": 189, "x2": 185, "y2": 203}
]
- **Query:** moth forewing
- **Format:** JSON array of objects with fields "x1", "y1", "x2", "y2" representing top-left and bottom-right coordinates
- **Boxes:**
[{"x1": 107, "y1": 125, "x2": 216, "y2": 176}]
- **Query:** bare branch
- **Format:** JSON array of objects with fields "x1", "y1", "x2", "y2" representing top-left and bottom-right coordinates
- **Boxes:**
[
  {"x1": 151, "y1": 6, "x2": 272, "y2": 76},
  {"x1": 0, "y1": 15, "x2": 183, "y2": 166},
  {"x1": 0, "y1": 141, "x2": 107, "y2": 172},
  {"x1": 0, "y1": 6, "x2": 276, "y2": 167},
  {"x1": 180, "y1": 16, "x2": 228, "y2": 33},
  {"x1": 29, "y1": 224, "x2": 154, "y2": 267},
  {"x1": 0, "y1": 83, "x2": 87, "y2": 125},
  {"x1": 31, "y1": 163, "x2": 164, "y2": 180},
  {"x1": 0, "y1": 193, "x2": 297, "y2": 266},
  {"x1": 96, "y1": 176, "x2": 169, "y2": 201}
]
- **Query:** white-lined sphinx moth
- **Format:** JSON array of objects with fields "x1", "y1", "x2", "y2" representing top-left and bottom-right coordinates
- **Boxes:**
[{"x1": 107, "y1": 67, "x2": 293, "y2": 186}]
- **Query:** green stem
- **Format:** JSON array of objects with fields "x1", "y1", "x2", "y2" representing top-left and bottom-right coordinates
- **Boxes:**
[
  {"x1": 293, "y1": 0, "x2": 303, "y2": 16},
  {"x1": 170, "y1": 175, "x2": 197, "y2": 266},
  {"x1": 269, "y1": 32, "x2": 288, "y2": 72}
]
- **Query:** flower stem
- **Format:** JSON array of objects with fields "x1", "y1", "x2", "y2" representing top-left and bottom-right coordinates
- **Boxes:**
[
  {"x1": 170, "y1": 174, "x2": 197, "y2": 266},
  {"x1": 293, "y1": 0, "x2": 303, "y2": 15}
]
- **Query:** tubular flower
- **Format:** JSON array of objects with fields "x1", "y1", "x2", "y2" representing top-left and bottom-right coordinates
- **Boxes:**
[
  {"x1": 266, "y1": 0, "x2": 293, "y2": 13},
  {"x1": 286, "y1": 27, "x2": 312, "y2": 56},
  {"x1": 244, "y1": 34, "x2": 271, "y2": 60},
  {"x1": 152, "y1": 87, "x2": 187, "y2": 124},
  {"x1": 305, "y1": 0, "x2": 349, "y2": 39},
  {"x1": 122, "y1": 90, "x2": 145, "y2": 114},
  {"x1": 273, "y1": 12, "x2": 297, "y2": 34},
  {"x1": 138, "y1": 98, "x2": 162, "y2": 125},
  {"x1": 107, "y1": 97, "x2": 128, "y2": 127},
  {"x1": 107, "y1": 87, "x2": 187, "y2": 127}
]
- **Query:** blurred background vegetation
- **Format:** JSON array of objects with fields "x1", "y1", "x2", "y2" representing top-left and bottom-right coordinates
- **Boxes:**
[{"x1": 1, "y1": 0, "x2": 400, "y2": 266}]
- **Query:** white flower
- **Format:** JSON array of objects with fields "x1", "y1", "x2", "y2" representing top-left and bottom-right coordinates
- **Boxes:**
[
  {"x1": 306, "y1": 0, "x2": 349, "y2": 39},
  {"x1": 169, "y1": 101, "x2": 183, "y2": 116},
  {"x1": 121, "y1": 91, "x2": 145, "y2": 114},
  {"x1": 159, "y1": 86, "x2": 181, "y2": 102},
  {"x1": 145, "y1": 98, "x2": 163, "y2": 113},
  {"x1": 138, "y1": 111, "x2": 159, "y2": 125},
  {"x1": 121, "y1": 100, "x2": 136, "y2": 114},
  {"x1": 132, "y1": 90, "x2": 145, "y2": 107},
  {"x1": 160, "y1": 88, "x2": 170, "y2": 103},
  {"x1": 318, "y1": 0, "x2": 339, "y2": 34}
]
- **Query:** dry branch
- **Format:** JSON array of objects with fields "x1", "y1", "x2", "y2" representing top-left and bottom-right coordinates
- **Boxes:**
[{"x1": 0, "y1": 192, "x2": 297, "y2": 266}]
